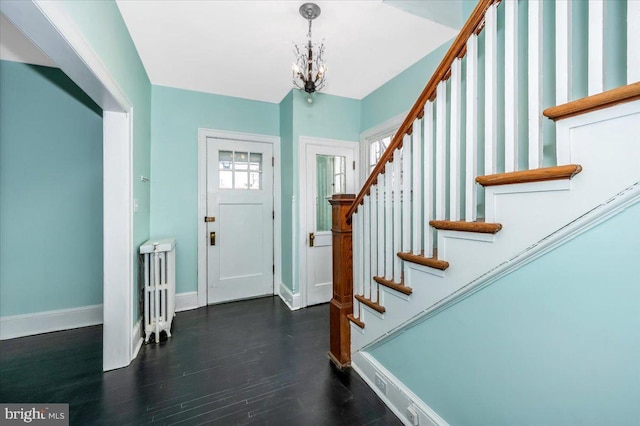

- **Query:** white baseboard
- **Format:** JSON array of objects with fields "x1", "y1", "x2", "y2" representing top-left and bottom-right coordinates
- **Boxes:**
[
  {"x1": 278, "y1": 282, "x2": 302, "y2": 311},
  {"x1": 352, "y1": 351, "x2": 449, "y2": 426},
  {"x1": 0, "y1": 304, "x2": 103, "y2": 340},
  {"x1": 131, "y1": 318, "x2": 142, "y2": 360},
  {"x1": 175, "y1": 291, "x2": 199, "y2": 312}
]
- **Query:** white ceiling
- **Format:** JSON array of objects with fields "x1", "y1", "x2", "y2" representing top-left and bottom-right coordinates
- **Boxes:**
[{"x1": 115, "y1": 0, "x2": 458, "y2": 103}]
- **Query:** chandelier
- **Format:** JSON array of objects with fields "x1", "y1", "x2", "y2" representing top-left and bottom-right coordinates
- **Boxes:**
[{"x1": 292, "y1": 2, "x2": 327, "y2": 103}]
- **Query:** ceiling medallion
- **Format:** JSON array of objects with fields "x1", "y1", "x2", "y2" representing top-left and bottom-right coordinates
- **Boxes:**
[{"x1": 292, "y1": 2, "x2": 327, "y2": 103}]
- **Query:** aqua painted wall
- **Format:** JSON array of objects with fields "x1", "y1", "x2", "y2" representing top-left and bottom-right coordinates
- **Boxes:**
[
  {"x1": 369, "y1": 201, "x2": 640, "y2": 425},
  {"x1": 279, "y1": 91, "x2": 294, "y2": 291},
  {"x1": 150, "y1": 85, "x2": 279, "y2": 294},
  {"x1": 360, "y1": 41, "x2": 452, "y2": 133},
  {"x1": 58, "y1": 0, "x2": 152, "y2": 322},
  {"x1": 0, "y1": 61, "x2": 103, "y2": 316}
]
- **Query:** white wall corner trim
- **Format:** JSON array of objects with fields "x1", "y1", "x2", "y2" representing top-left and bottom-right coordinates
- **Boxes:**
[
  {"x1": 175, "y1": 291, "x2": 199, "y2": 312},
  {"x1": 352, "y1": 351, "x2": 449, "y2": 426},
  {"x1": 0, "y1": 305, "x2": 103, "y2": 341},
  {"x1": 197, "y1": 128, "x2": 282, "y2": 308},
  {"x1": 278, "y1": 282, "x2": 302, "y2": 311},
  {"x1": 131, "y1": 318, "x2": 143, "y2": 360}
]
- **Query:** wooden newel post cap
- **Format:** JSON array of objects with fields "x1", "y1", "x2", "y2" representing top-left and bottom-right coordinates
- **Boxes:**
[{"x1": 329, "y1": 194, "x2": 356, "y2": 232}]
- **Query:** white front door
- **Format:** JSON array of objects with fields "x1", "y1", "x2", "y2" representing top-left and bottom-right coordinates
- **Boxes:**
[
  {"x1": 305, "y1": 142, "x2": 358, "y2": 306},
  {"x1": 206, "y1": 138, "x2": 274, "y2": 304}
]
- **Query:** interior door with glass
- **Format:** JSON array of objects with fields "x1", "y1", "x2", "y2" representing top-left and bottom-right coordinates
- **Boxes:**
[
  {"x1": 206, "y1": 138, "x2": 273, "y2": 304},
  {"x1": 305, "y1": 143, "x2": 357, "y2": 306}
]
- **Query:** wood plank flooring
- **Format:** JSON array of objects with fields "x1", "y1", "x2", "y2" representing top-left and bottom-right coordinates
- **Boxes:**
[{"x1": 0, "y1": 297, "x2": 401, "y2": 425}]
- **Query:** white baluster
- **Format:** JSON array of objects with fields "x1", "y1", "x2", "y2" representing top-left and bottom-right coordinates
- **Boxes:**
[
  {"x1": 465, "y1": 35, "x2": 478, "y2": 221},
  {"x1": 629, "y1": 0, "x2": 640, "y2": 83},
  {"x1": 412, "y1": 118, "x2": 422, "y2": 254},
  {"x1": 401, "y1": 134, "x2": 411, "y2": 253},
  {"x1": 435, "y1": 82, "x2": 447, "y2": 220},
  {"x1": 384, "y1": 161, "x2": 393, "y2": 281},
  {"x1": 377, "y1": 175, "x2": 385, "y2": 281},
  {"x1": 393, "y1": 149, "x2": 402, "y2": 283},
  {"x1": 588, "y1": 0, "x2": 604, "y2": 95},
  {"x1": 556, "y1": 0, "x2": 572, "y2": 165},
  {"x1": 424, "y1": 101, "x2": 434, "y2": 257},
  {"x1": 556, "y1": 0, "x2": 572, "y2": 105},
  {"x1": 370, "y1": 184, "x2": 378, "y2": 302},
  {"x1": 358, "y1": 208, "x2": 365, "y2": 298},
  {"x1": 528, "y1": 0, "x2": 543, "y2": 169},
  {"x1": 352, "y1": 211, "x2": 360, "y2": 299},
  {"x1": 450, "y1": 58, "x2": 462, "y2": 221},
  {"x1": 363, "y1": 195, "x2": 370, "y2": 299},
  {"x1": 485, "y1": 3, "x2": 498, "y2": 175},
  {"x1": 505, "y1": 0, "x2": 518, "y2": 173}
]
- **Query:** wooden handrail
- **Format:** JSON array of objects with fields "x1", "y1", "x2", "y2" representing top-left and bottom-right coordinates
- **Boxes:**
[{"x1": 346, "y1": 0, "x2": 498, "y2": 219}]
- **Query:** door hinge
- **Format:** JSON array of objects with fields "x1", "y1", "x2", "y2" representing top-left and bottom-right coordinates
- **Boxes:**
[
  {"x1": 353, "y1": 160, "x2": 356, "y2": 170},
  {"x1": 272, "y1": 264, "x2": 275, "y2": 275},
  {"x1": 272, "y1": 210, "x2": 275, "y2": 219},
  {"x1": 272, "y1": 157, "x2": 275, "y2": 167}
]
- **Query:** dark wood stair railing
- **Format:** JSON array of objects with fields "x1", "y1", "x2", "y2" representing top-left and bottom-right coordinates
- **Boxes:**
[{"x1": 328, "y1": 194, "x2": 356, "y2": 369}]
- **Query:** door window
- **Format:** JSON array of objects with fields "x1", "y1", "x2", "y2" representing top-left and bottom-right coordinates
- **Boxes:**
[
  {"x1": 219, "y1": 150, "x2": 263, "y2": 190},
  {"x1": 316, "y1": 154, "x2": 346, "y2": 232}
]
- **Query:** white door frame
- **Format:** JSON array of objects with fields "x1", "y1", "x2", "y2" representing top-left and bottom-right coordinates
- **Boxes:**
[
  {"x1": 1, "y1": 1, "x2": 135, "y2": 371},
  {"x1": 298, "y1": 136, "x2": 359, "y2": 308},
  {"x1": 197, "y1": 129, "x2": 282, "y2": 307}
]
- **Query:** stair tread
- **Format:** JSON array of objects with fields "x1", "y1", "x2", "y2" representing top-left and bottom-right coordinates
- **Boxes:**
[
  {"x1": 476, "y1": 164, "x2": 582, "y2": 187},
  {"x1": 373, "y1": 276, "x2": 413, "y2": 295},
  {"x1": 397, "y1": 249, "x2": 449, "y2": 270},
  {"x1": 543, "y1": 81, "x2": 640, "y2": 121},
  {"x1": 430, "y1": 220, "x2": 502, "y2": 234},
  {"x1": 354, "y1": 294, "x2": 386, "y2": 313},
  {"x1": 347, "y1": 314, "x2": 365, "y2": 329}
]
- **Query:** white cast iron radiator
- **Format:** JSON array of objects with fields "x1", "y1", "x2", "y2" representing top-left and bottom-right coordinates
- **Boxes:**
[{"x1": 140, "y1": 238, "x2": 176, "y2": 343}]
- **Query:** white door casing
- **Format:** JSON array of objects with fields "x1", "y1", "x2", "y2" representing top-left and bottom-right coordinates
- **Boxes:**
[
  {"x1": 300, "y1": 137, "x2": 358, "y2": 307},
  {"x1": 205, "y1": 138, "x2": 274, "y2": 304}
]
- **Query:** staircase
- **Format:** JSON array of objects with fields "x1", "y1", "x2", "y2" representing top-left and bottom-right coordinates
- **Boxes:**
[{"x1": 339, "y1": 0, "x2": 640, "y2": 363}]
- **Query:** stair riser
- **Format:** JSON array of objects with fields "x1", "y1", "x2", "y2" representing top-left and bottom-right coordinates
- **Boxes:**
[{"x1": 352, "y1": 101, "x2": 640, "y2": 353}]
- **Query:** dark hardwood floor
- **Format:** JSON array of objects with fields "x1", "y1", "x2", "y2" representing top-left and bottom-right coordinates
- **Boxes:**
[{"x1": 0, "y1": 297, "x2": 401, "y2": 425}]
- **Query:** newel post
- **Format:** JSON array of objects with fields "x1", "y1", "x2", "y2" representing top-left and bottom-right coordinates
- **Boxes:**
[{"x1": 328, "y1": 193, "x2": 356, "y2": 369}]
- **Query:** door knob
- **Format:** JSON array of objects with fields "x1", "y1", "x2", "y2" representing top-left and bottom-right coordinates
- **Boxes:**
[
  {"x1": 309, "y1": 232, "x2": 315, "y2": 247},
  {"x1": 210, "y1": 232, "x2": 216, "y2": 246}
]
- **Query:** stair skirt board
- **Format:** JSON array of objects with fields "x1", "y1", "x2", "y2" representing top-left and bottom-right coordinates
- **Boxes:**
[
  {"x1": 353, "y1": 180, "x2": 640, "y2": 354},
  {"x1": 352, "y1": 351, "x2": 449, "y2": 426},
  {"x1": 350, "y1": 183, "x2": 640, "y2": 426},
  {"x1": 351, "y1": 102, "x2": 640, "y2": 353}
]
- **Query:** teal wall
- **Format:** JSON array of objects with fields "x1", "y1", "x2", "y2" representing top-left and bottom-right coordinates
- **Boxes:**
[
  {"x1": 360, "y1": 41, "x2": 452, "y2": 133},
  {"x1": 369, "y1": 201, "x2": 640, "y2": 425},
  {"x1": 0, "y1": 61, "x2": 103, "y2": 316},
  {"x1": 150, "y1": 85, "x2": 279, "y2": 293},
  {"x1": 279, "y1": 91, "x2": 294, "y2": 291},
  {"x1": 58, "y1": 0, "x2": 152, "y2": 322}
]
